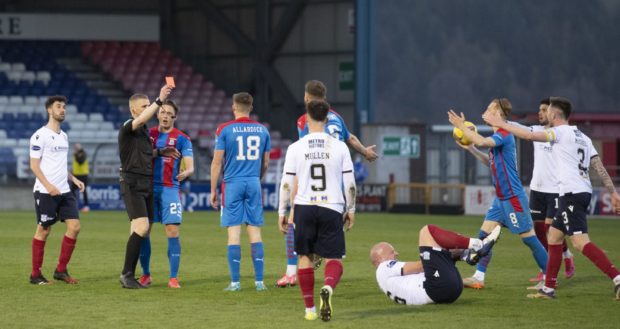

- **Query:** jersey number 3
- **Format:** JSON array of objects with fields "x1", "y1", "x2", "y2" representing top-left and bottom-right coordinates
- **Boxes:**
[{"x1": 236, "y1": 136, "x2": 260, "y2": 161}]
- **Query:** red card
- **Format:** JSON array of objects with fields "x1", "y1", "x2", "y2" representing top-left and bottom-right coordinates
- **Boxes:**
[{"x1": 165, "y1": 76, "x2": 175, "y2": 88}]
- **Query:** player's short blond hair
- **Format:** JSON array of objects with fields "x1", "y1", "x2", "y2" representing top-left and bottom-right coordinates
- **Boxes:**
[{"x1": 129, "y1": 94, "x2": 148, "y2": 108}]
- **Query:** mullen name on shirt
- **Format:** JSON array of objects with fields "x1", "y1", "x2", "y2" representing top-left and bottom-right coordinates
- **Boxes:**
[
  {"x1": 232, "y1": 126, "x2": 263, "y2": 133},
  {"x1": 305, "y1": 152, "x2": 330, "y2": 160}
]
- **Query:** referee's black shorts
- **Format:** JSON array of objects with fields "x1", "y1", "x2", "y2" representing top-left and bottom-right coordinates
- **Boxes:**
[
  {"x1": 120, "y1": 172, "x2": 153, "y2": 221},
  {"x1": 420, "y1": 246, "x2": 463, "y2": 304},
  {"x1": 293, "y1": 204, "x2": 345, "y2": 259}
]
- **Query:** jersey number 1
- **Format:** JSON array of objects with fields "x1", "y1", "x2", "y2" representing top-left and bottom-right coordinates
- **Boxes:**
[{"x1": 236, "y1": 136, "x2": 260, "y2": 161}]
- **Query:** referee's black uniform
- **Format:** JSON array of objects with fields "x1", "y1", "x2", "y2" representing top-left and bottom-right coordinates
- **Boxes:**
[
  {"x1": 118, "y1": 117, "x2": 154, "y2": 288},
  {"x1": 119, "y1": 118, "x2": 154, "y2": 220}
]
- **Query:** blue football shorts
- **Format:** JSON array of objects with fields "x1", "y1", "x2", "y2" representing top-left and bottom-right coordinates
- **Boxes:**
[
  {"x1": 153, "y1": 186, "x2": 183, "y2": 225},
  {"x1": 220, "y1": 178, "x2": 264, "y2": 227},
  {"x1": 485, "y1": 193, "x2": 533, "y2": 234}
]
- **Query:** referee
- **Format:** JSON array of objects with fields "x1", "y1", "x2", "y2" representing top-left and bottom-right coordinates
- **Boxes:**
[{"x1": 118, "y1": 85, "x2": 175, "y2": 288}]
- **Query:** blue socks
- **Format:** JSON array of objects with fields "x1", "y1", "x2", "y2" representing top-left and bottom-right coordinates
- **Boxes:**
[
  {"x1": 227, "y1": 244, "x2": 241, "y2": 282},
  {"x1": 168, "y1": 237, "x2": 181, "y2": 278},
  {"x1": 522, "y1": 235, "x2": 548, "y2": 273},
  {"x1": 139, "y1": 237, "x2": 151, "y2": 276},
  {"x1": 476, "y1": 230, "x2": 492, "y2": 273},
  {"x1": 286, "y1": 225, "x2": 297, "y2": 266},
  {"x1": 251, "y1": 242, "x2": 265, "y2": 282}
]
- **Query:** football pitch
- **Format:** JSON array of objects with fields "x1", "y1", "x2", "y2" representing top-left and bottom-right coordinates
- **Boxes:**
[{"x1": 1, "y1": 211, "x2": 619, "y2": 329}]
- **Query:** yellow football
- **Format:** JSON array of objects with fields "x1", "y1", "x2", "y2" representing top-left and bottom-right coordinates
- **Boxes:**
[{"x1": 452, "y1": 121, "x2": 477, "y2": 146}]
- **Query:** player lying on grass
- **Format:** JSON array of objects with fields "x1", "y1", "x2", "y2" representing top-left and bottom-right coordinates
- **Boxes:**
[{"x1": 370, "y1": 224, "x2": 501, "y2": 305}]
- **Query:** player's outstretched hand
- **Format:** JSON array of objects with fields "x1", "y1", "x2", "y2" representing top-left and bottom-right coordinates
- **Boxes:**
[
  {"x1": 159, "y1": 85, "x2": 174, "y2": 102},
  {"x1": 364, "y1": 145, "x2": 378, "y2": 162},
  {"x1": 160, "y1": 147, "x2": 181, "y2": 159},
  {"x1": 278, "y1": 215, "x2": 288, "y2": 234},
  {"x1": 611, "y1": 191, "x2": 620, "y2": 214},
  {"x1": 482, "y1": 110, "x2": 503, "y2": 127},
  {"x1": 343, "y1": 212, "x2": 355, "y2": 231},
  {"x1": 447, "y1": 109, "x2": 465, "y2": 128},
  {"x1": 210, "y1": 192, "x2": 219, "y2": 210}
]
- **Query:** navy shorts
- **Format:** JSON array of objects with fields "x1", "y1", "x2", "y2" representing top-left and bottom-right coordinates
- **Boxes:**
[
  {"x1": 33, "y1": 191, "x2": 79, "y2": 228},
  {"x1": 529, "y1": 190, "x2": 559, "y2": 221},
  {"x1": 294, "y1": 204, "x2": 345, "y2": 259},
  {"x1": 420, "y1": 246, "x2": 463, "y2": 304},
  {"x1": 120, "y1": 173, "x2": 154, "y2": 221},
  {"x1": 552, "y1": 192, "x2": 591, "y2": 236}
]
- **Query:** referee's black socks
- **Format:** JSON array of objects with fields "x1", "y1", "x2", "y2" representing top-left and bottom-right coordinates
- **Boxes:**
[{"x1": 122, "y1": 232, "x2": 144, "y2": 275}]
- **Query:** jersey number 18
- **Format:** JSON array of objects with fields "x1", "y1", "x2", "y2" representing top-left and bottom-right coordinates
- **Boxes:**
[{"x1": 236, "y1": 135, "x2": 260, "y2": 161}]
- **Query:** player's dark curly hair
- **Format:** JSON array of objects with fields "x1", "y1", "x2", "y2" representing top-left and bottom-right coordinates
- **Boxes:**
[
  {"x1": 306, "y1": 99, "x2": 330, "y2": 122},
  {"x1": 45, "y1": 95, "x2": 68, "y2": 109}
]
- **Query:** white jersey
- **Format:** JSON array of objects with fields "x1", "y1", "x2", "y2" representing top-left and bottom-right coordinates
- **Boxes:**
[
  {"x1": 375, "y1": 260, "x2": 433, "y2": 306},
  {"x1": 283, "y1": 132, "x2": 353, "y2": 213},
  {"x1": 547, "y1": 125, "x2": 597, "y2": 196},
  {"x1": 29, "y1": 126, "x2": 71, "y2": 194},
  {"x1": 529, "y1": 125, "x2": 559, "y2": 194}
]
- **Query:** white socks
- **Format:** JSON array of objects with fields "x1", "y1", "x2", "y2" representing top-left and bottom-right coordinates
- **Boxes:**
[
  {"x1": 286, "y1": 265, "x2": 297, "y2": 277},
  {"x1": 473, "y1": 270, "x2": 485, "y2": 281}
]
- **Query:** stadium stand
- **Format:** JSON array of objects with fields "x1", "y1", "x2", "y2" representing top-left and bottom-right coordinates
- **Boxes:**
[{"x1": 0, "y1": 40, "x2": 290, "y2": 181}]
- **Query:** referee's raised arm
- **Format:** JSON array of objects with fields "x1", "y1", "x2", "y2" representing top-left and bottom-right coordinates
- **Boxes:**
[{"x1": 130, "y1": 85, "x2": 173, "y2": 131}]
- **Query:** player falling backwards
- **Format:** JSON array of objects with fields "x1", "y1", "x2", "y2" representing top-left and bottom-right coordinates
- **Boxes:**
[
  {"x1": 448, "y1": 98, "x2": 548, "y2": 289},
  {"x1": 371, "y1": 224, "x2": 501, "y2": 306},
  {"x1": 276, "y1": 80, "x2": 377, "y2": 288}
]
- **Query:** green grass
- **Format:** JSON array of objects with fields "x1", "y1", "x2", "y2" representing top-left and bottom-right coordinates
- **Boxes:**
[{"x1": 1, "y1": 211, "x2": 619, "y2": 329}]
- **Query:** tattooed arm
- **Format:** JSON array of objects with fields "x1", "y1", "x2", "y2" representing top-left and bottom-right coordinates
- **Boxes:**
[
  {"x1": 590, "y1": 155, "x2": 620, "y2": 214},
  {"x1": 590, "y1": 156, "x2": 616, "y2": 194}
]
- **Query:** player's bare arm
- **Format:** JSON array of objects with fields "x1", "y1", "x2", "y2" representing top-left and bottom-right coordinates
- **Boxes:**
[
  {"x1": 260, "y1": 152, "x2": 270, "y2": 180},
  {"x1": 278, "y1": 171, "x2": 295, "y2": 233},
  {"x1": 468, "y1": 145, "x2": 490, "y2": 167},
  {"x1": 401, "y1": 261, "x2": 424, "y2": 275},
  {"x1": 131, "y1": 85, "x2": 173, "y2": 130},
  {"x1": 483, "y1": 111, "x2": 548, "y2": 142},
  {"x1": 347, "y1": 133, "x2": 378, "y2": 161},
  {"x1": 343, "y1": 170, "x2": 357, "y2": 231},
  {"x1": 447, "y1": 110, "x2": 496, "y2": 148},
  {"x1": 590, "y1": 156, "x2": 620, "y2": 214},
  {"x1": 210, "y1": 150, "x2": 224, "y2": 209},
  {"x1": 68, "y1": 172, "x2": 85, "y2": 192},
  {"x1": 30, "y1": 157, "x2": 60, "y2": 196},
  {"x1": 287, "y1": 177, "x2": 298, "y2": 225},
  {"x1": 177, "y1": 156, "x2": 194, "y2": 181}
]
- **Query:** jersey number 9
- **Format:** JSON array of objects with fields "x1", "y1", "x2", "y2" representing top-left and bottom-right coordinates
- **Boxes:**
[
  {"x1": 236, "y1": 135, "x2": 261, "y2": 161},
  {"x1": 310, "y1": 164, "x2": 326, "y2": 191}
]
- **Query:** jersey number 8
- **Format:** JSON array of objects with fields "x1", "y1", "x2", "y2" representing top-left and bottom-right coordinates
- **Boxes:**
[{"x1": 236, "y1": 135, "x2": 261, "y2": 161}]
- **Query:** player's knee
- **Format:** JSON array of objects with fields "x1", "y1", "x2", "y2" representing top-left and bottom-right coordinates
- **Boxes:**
[
  {"x1": 68, "y1": 222, "x2": 81, "y2": 235},
  {"x1": 419, "y1": 225, "x2": 430, "y2": 238}
]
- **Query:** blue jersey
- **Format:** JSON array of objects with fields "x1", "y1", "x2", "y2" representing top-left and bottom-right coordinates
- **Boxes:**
[
  {"x1": 296, "y1": 109, "x2": 351, "y2": 141},
  {"x1": 150, "y1": 127, "x2": 193, "y2": 188},
  {"x1": 488, "y1": 128, "x2": 525, "y2": 200},
  {"x1": 215, "y1": 117, "x2": 271, "y2": 182}
]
